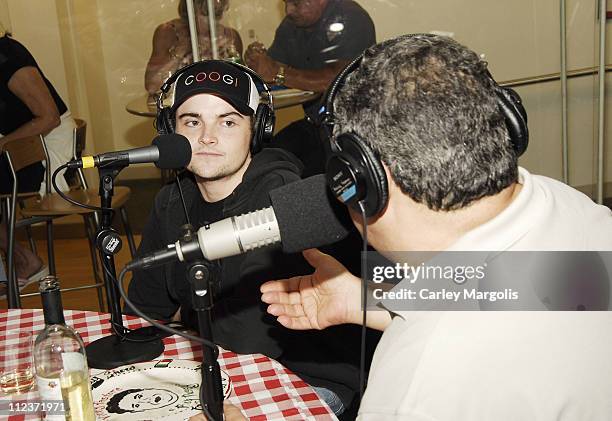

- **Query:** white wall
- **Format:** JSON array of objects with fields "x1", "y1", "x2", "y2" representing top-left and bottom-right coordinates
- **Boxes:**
[{"x1": 7, "y1": 0, "x2": 70, "y2": 107}]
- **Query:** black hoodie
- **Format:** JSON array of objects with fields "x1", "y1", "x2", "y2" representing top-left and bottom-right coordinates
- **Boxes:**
[{"x1": 127, "y1": 148, "x2": 370, "y2": 408}]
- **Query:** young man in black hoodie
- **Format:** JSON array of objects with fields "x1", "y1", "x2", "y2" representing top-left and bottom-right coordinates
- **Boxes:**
[{"x1": 127, "y1": 60, "x2": 365, "y2": 416}]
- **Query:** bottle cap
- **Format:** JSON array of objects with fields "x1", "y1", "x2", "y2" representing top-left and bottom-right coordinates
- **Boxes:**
[
  {"x1": 38, "y1": 275, "x2": 60, "y2": 293},
  {"x1": 39, "y1": 276, "x2": 65, "y2": 325}
]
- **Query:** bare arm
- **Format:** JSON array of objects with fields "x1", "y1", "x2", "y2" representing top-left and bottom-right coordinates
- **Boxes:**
[
  {"x1": 0, "y1": 66, "x2": 60, "y2": 149},
  {"x1": 244, "y1": 43, "x2": 348, "y2": 93},
  {"x1": 228, "y1": 28, "x2": 243, "y2": 57},
  {"x1": 145, "y1": 22, "x2": 191, "y2": 94},
  {"x1": 283, "y1": 61, "x2": 349, "y2": 93}
]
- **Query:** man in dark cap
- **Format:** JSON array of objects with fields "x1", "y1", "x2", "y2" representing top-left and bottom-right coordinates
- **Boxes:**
[{"x1": 128, "y1": 60, "x2": 367, "y2": 416}]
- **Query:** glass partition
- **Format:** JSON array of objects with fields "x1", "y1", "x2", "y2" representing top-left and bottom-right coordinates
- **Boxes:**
[{"x1": 2, "y1": 0, "x2": 610, "y2": 196}]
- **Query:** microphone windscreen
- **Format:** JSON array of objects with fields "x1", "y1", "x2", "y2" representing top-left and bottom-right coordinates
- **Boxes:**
[
  {"x1": 270, "y1": 174, "x2": 352, "y2": 254},
  {"x1": 153, "y1": 134, "x2": 192, "y2": 169}
]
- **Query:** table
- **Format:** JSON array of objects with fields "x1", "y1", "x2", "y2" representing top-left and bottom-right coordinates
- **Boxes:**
[
  {"x1": 0, "y1": 309, "x2": 335, "y2": 420},
  {"x1": 126, "y1": 89, "x2": 320, "y2": 117}
]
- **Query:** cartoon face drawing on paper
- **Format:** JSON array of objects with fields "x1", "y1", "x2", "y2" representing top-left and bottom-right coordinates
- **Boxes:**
[{"x1": 105, "y1": 388, "x2": 180, "y2": 414}]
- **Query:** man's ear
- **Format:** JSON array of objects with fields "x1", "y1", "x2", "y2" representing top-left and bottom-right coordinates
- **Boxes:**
[{"x1": 382, "y1": 164, "x2": 396, "y2": 194}]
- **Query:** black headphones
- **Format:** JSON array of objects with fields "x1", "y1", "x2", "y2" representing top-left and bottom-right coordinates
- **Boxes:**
[
  {"x1": 318, "y1": 41, "x2": 529, "y2": 218},
  {"x1": 155, "y1": 60, "x2": 275, "y2": 154}
]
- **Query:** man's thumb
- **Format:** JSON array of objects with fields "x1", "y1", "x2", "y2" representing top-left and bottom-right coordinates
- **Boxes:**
[{"x1": 302, "y1": 248, "x2": 327, "y2": 267}]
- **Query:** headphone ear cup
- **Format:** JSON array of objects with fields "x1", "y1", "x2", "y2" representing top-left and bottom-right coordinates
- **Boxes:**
[
  {"x1": 155, "y1": 110, "x2": 166, "y2": 135},
  {"x1": 495, "y1": 85, "x2": 529, "y2": 156},
  {"x1": 156, "y1": 108, "x2": 174, "y2": 135},
  {"x1": 251, "y1": 104, "x2": 274, "y2": 154},
  {"x1": 262, "y1": 106, "x2": 275, "y2": 143},
  {"x1": 326, "y1": 133, "x2": 388, "y2": 218},
  {"x1": 251, "y1": 105, "x2": 265, "y2": 154}
]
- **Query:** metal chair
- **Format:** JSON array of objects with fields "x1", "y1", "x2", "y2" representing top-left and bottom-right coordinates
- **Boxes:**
[
  {"x1": 63, "y1": 118, "x2": 88, "y2": 190},
  {"x1": 0, "y1": 252, "x2": 7, "y2": 284},
  {"x1": 0, "y1": 135, "x2": 56, "y2": 307}
]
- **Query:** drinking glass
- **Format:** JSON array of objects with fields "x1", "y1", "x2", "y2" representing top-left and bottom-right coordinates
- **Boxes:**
[{"x1": 0, "y1": 330, "x2": 35, "y2": 394}]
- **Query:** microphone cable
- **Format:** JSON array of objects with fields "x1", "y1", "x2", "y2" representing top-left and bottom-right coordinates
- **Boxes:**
[
  {"x1": 357, "y1": 200, "x2": 369, "y2": 401},
  {"x1": 175, "y1": 170, "x2": 193, "y2": 227},
  {"x1": 98, "y1": 260, "x2": 182, "y2": 343},
  {"x1": 116, "y1": 266, "x2": 219, "y2": 352},
  {"x1": 51, "y1": 164, "x2": 112, "y2": 212}
]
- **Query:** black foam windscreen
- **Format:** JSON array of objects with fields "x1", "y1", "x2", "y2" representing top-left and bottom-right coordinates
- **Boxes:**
[
  {"x1": 152, "y1": 134, "x2": 192, "y2": 169},
  {"x1": 269, "y1": 174, "x2": 352, "y2": 254}
]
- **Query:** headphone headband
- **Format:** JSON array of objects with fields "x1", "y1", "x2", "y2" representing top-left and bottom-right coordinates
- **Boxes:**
[{"x1": 319, "y1": 55, "x2": 362, "y2": 130}]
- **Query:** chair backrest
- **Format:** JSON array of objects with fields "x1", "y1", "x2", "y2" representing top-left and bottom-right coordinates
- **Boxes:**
[
  {"x1": 2, "y1": 135, "x2": 46, "y2": 173},
  {"x1": 73, "y1": 118, "x2": 87, "y2": 159},
  {"x1": 1, "y1": 135, "x2": 50, "y2": 194},
  {"x1": 65, "y1": 118, "x2": 89, "y2": 189}
]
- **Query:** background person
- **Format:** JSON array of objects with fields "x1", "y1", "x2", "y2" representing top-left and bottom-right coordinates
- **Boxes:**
[
  {"x1": 245, "y1": 0, "x2": 375, "y2": 93},
  {"x1": 245, "y1": 0, "x2": 375, "y2": 177},
  {"x1": 0, "y1": 28, "x2": 76, "y2": 293},
  {"x1": 261, "y1": 34, "x2": 612, "y2": 420},
  {"x1": 145, "y1": 0, "x2": 243, "y2": 95}
]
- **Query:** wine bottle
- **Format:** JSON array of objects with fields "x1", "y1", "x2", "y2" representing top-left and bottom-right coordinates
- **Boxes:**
[{"x1": 33, "y1": 276, "x2": 95, "y2": 421}]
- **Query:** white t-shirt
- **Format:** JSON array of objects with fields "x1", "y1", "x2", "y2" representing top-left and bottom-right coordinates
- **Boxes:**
[{"x1": 358, "y1": 168, "x2": 612, "y2": 420}]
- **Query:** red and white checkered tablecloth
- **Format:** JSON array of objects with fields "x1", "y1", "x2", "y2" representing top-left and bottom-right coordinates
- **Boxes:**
[{"x1": 0, "y1": 309, "x2": 335, "y2": 420}]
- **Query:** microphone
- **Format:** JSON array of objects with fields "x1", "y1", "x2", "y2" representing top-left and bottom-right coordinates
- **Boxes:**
[
  {"x1": 126, "y1": 174, "x2": 351, "y2": 270},
  {"x1": 66, "y1": 134, "x2": 192, "y2": 170}
]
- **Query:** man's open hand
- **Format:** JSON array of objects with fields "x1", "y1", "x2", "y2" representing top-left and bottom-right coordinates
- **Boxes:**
[{"x1": 261, "y1": 249, "x2": 362, "y2": 330}]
